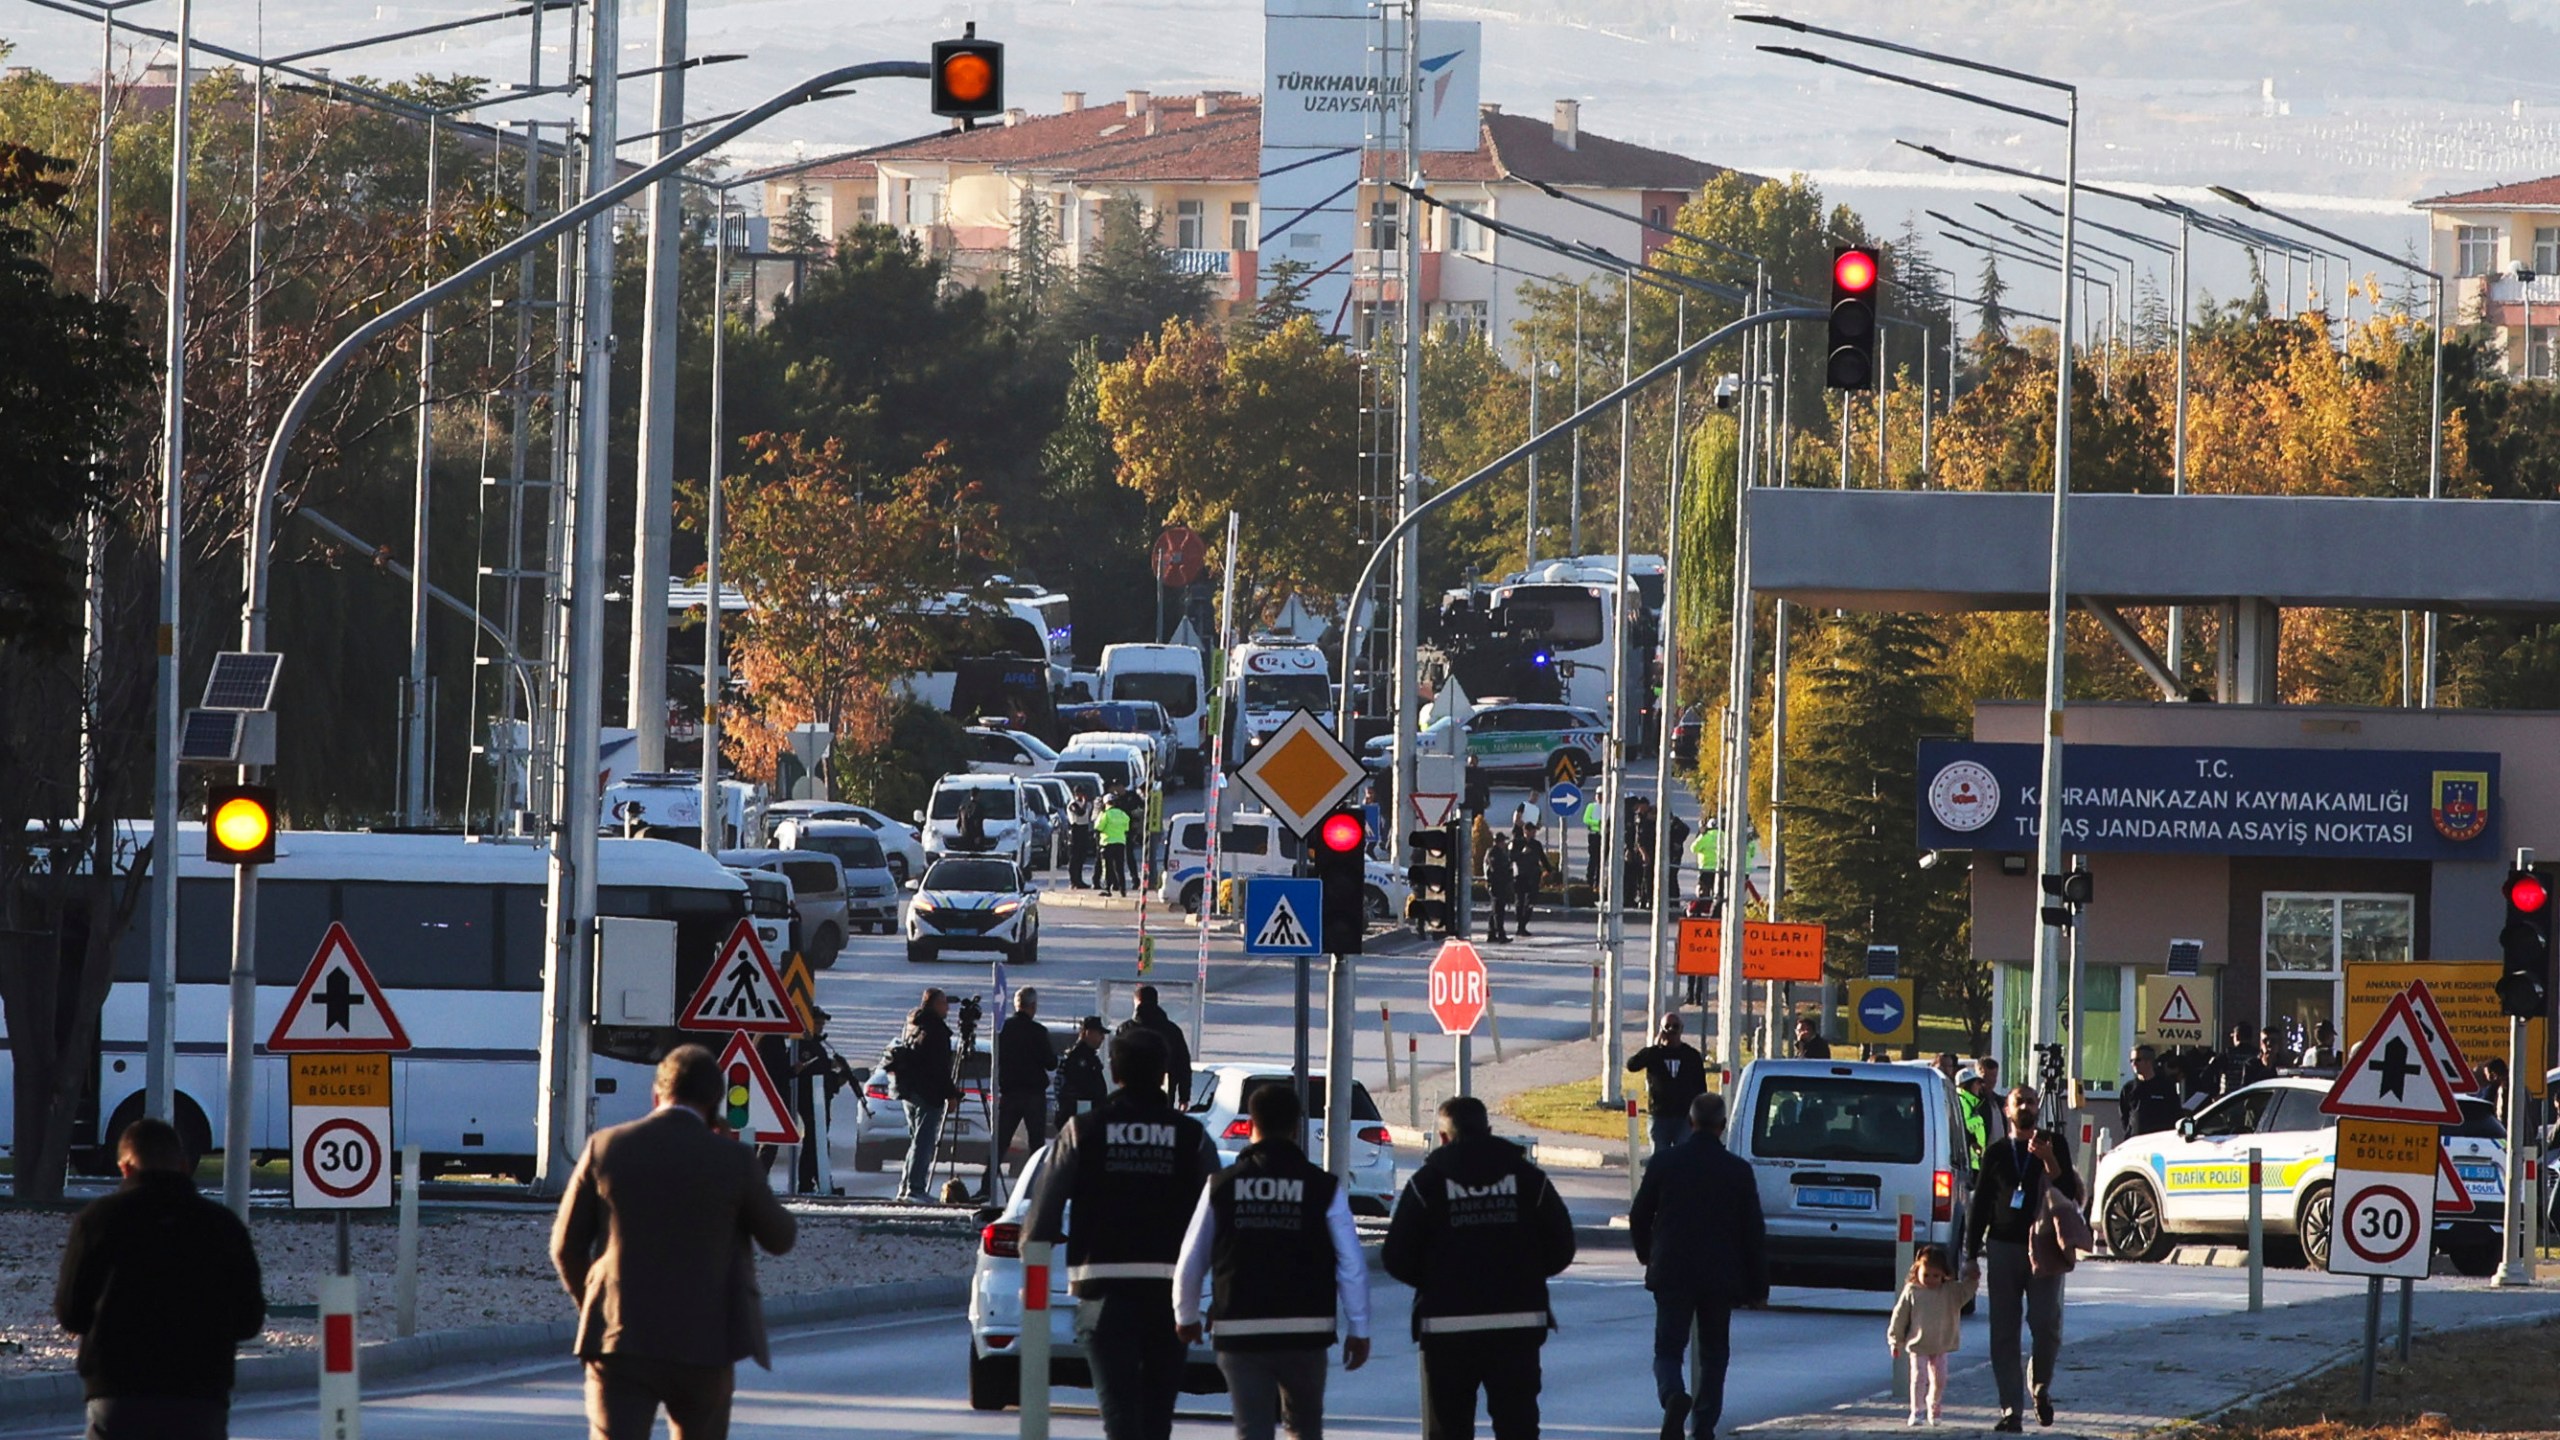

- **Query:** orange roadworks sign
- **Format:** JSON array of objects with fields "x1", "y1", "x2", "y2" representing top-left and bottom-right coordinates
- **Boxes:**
[{"x1": 1676, "y1": 918, "x2": 1826, "y2": 980}]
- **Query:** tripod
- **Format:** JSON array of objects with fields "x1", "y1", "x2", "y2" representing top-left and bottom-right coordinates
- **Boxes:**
[{"x1": 939, "y1": 1024, "x2": 996, "y2": 1202}]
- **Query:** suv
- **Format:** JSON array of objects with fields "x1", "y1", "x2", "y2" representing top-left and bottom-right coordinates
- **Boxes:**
[
  {"x1": 760, "y1": 820, "x2": 901, "y2": 933},
  {"x1": 2094, "y1": 1077, "x2": 2507, "y2": 1274},
  {"x1": 966, "y1": 725, "x2": 1061, "y2": 778},
  {"x1": 1726, "y1": 1058, "x2": 1974, "y2": 1291},
  {"x1": 1187, "y1": 1065, "x2": 1398, "y2": 1215},
  {"x1": 715, "y1": 848, "x2": 851, "y2": 969},
  {"x1": 921, "y1": 774, "x2": 1034, "y2": 870},
  {"x1": 1363, "y1": 701, "x2": 1605, "y2": 780}
]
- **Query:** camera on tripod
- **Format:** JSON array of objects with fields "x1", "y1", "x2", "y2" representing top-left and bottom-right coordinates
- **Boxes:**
[{"x1": 955, "y1": 994, "x2": 985, "y2": 1046}]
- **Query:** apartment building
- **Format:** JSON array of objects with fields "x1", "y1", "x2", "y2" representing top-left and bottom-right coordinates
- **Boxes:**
[
  {"x1": 2416, "y1": 174, "x2": 2560, "y2": 378},
  {"x1": 767, "y1": 91, "x2": 1728, "y2": 346}
]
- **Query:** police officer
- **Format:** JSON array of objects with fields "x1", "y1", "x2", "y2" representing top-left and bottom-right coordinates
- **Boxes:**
[
  {"x1": 1029, "y1": 1026, "x2": 1218, "y2": 1440},
  {"x1": 1054, "y1": 1015, "x2": 1110, "y2": 1131},
  {"x1": 2118, "y1": 1045, "x2": 2185, "y2": 1138},
  {"x1": 1173, "y1": 1084, "x2": 1371, "y2": 1440},
  {"x1": 1382, "y1": 1096, "x2": 1577, "y2": 1440}
]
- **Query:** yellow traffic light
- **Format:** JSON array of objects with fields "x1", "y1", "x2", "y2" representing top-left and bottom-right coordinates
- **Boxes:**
[
  {"x1": 206, "y1": 783, "x2": 278, "y2": 865},
  {"x1": 931, "y1": 30, "x2": 1003, "y2": 122}
]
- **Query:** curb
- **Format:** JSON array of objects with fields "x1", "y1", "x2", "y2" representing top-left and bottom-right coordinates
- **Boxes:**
[
  {"x1": 2179, "y1": 1303, "x2": 2560, "y2": 1431},
  {"x1": 0, "y1": 1276, "x2": 968, "y2": 1422}
]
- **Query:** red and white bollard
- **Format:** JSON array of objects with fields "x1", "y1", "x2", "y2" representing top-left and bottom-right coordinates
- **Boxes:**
[
  {"x1": 318, "y1": 1272, "x2": 360, "y2": 1440},
  {"x1": 1019, "y1": 1239, "x2": 1052, "y2": 1440}
]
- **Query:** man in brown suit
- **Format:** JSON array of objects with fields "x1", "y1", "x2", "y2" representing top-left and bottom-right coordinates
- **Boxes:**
[{"x1": 552, "y1": 1044, "x2": 799, "y2": 1440}]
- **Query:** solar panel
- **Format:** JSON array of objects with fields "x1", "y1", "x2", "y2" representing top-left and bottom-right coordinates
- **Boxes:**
[
  {"x1": 178, "y1": 709, "x2": 244, "y2": 764},
  {"x1": 200, "y1": 652, "x2": 282, "y2": 711}
]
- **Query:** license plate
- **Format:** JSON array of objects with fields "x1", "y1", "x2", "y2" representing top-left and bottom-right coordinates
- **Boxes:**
[
  {"x1": 1795, "y1": 1185, "x2": 1876, "y2": 1211},
  {"x1": 2457, "y1": 1162, "x2": 2500, "y2": 1192}
]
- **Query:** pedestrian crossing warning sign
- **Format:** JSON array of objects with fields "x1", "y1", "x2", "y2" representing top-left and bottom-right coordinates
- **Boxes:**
[
  {"x1": 2138, "y1": 975, "x2": 2215, "y2": 1048},
  {"x1": 678, "y1": 920, "x2": 803, "y2": 1035},
  {"x1": 1241, "y1": 875, "x2": 1323, "y2": 956},
  {"x1": 1254, "y1": 897, "x2": 1312, "y2": 950}
]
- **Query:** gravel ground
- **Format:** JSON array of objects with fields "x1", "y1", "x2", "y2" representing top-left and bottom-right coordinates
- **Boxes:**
[{"x1": 0, "y1": 1204, "x2": 971, "y2": 1379}]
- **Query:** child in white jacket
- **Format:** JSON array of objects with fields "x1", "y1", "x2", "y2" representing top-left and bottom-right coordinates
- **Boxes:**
[{"x1": 1887, "y1": 1243, "x2": 1978, "y2": 1425}]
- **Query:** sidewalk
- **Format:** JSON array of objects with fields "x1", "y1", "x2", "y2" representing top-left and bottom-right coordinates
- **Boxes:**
[{"x1": 1738, "y1": 1280, "x2": 2560, "y2": 1439}]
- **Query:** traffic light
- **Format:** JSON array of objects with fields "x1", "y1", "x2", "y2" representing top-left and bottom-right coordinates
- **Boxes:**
[
  {"x1": 1311, "y1": 806, "x2": 1368, "y2": 954},
  {"x1": 204, "y1": 782, "x2": 277, "y2": 865},
  {"x1": 725, "y1": 1061, "x2": 753, "y2": 1131},
  {"x1": 1408, "y1": 827, "x2": 1455, "y2": 935},
  {"x1": 2499, "y1": 863, "x2": 2551, "y2": 1018},
  {"x1": 1827, "y1": 246, "x2": 1880, "y2": 390},
  {"x1": 931, "y1": 27, "x2": 1004, "y2": 123},
  {"x1": 2038, "y1": 867, "x2": 2092, "y2": 928}
]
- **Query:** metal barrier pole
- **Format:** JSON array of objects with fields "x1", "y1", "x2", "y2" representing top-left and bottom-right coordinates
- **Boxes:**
[
  {"x1": 1893, "y1": 1195, "x2": 1916, "y2": 1405},
  {"x1": 2246, "y1": 1146, "x2": 2263, "y2": 1313},
  {"x1": 395, "y1": 1143, "x2": 422, "y2": 1338},
  {"x1": 1018, "y1": 1239, "x2": 1052, "y2": 1440},
  {"x1": 2395, "y1": 1276, "x2": 2412, "y2": 1362},
  {"x1": 2358, "y1": 1277, "x2": 2382, "y2": 1405},
  {"x1": 1590, "y1": 964, "x2": 1603, "y2": 1040},
  {"x1": 1381, "y1": 1004, "x2": 1398, "y2": 1090},
  {"x1": 1408, "y1": 1034, "x2": 1421, "y2": 1131},
  {"x1": 1487, "y1": 1001, "x2": 1505, "y2": 1063}
]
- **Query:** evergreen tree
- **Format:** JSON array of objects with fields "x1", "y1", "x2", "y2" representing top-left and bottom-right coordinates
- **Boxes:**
[
  {"x1": 1242, "y1": 257, "x2": 1317, "y2": 338},
  {"x1": 1975, "y1": 251, "x2": 2009, "y2": 354},
  {"x1": 1044, "y1": 192, "x2": 1212, "y2": 361},
  {"x1": 774, "y1": 180, "x2": 827, "y2": 255}
]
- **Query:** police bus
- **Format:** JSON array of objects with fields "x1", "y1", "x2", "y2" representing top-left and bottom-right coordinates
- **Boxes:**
[{"x1": 0, "y1": 826, "x2": 749, "y2": 1180}]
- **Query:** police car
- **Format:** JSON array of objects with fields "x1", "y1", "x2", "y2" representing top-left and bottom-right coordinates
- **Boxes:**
[
  {"x1": 907, "y1": 856, "x2": 1041, "y2": 965},
  {"x1": 2093, "y1": 1076, "x2": 2507, "y2": 1274},
  {"x1": 1361, "y1": 701, "x2": 1605, "y2": 780},
  {"x1": 1187, "y1": 1065, "x2": 1398, "y2": 1216},
  {"x1": 967, "y1": 1142, "x2": 1224, "y2": 1410}
]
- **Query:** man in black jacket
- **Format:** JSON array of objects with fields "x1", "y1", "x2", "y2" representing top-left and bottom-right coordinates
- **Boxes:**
[
  {"x1": 1629, "y1": 1093, "x2": 1766, "y2": 1440},
  {"x1": 1383, "y1": 1096, "x2": 1577, "y2": 1440},
  {"x1": 1508, "y1": 827, "x2": 1545, "y2": 937},
  {"x1": 1055, "y1": 1015, "x2": 1110, "y2": 1129},
  {"x1": 1626, "y1": 1014, "x2": 1711, "y2": 1156},
  {"x1": 1030, "y1": 1027, "x2": 1219, "y2": 1440},
  {"x1": 2118, "y1": 1045, "x2": 2186, "y2": 1138},
  {"x1": 990, "y1": 986, "x2": 1058, "y2": 1195},
  {"x1": 1131, "y1": 984, "x2": 1195, "y2": 1106},
  {"x1": 55, "y1": 1117, "x2": 265, "y2": 1440},
  {"x1": 1963, "y1": 1085, "x2": 2081, "y2": 1432},
  {"x1": 893, "y1": 989, "x2": 962, "y2": 1204}
]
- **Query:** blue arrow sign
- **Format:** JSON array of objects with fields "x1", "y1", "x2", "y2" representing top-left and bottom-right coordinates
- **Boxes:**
[
  {"x1": 1242, "y1": 876, "x2": 1323, "y2": 956},
  {"x1": 1856, "y1": 985, "x2": 1906, "y2": 1037},
  {"x1": 1547, "y1": 781, "x2": 1585, "y2": 819}
]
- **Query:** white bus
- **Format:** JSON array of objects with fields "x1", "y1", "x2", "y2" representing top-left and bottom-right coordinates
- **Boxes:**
[
  {"x1": 1489, "y1": 564, "x2": 1640, "y2": 734},
  {"x1": 1, "y1": 827, "x2": 750, "y2": 1181}
]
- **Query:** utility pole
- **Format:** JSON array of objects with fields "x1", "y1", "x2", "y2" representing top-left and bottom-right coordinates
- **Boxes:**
[
  {"x1": 538, "y1": 0, "x2": 619, "y2": 1195},
  {"x1": 147, "y1": 0, "x2": 193, "y2": 1137},
  {"x1": 1599, "y1": 275, "x2": 1633, "y2": 1109},
  {"x1": 697, "y1": 186, "x2": 730, "y2": 852},
  {"x1": 628, "y1": 0, "x2": 687, "y2": 770},
  {"x1": 400, "y1": 113, "x2": 441, "y2": 825}
]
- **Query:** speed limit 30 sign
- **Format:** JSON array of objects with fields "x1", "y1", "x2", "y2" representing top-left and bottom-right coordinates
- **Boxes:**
[
  {"x1": 2327, "y1": 1118, "x2": 2436, "y2": 1279},
  {"x1": 290, "y1": 1055, "x2": 393, "y2": 1210}
]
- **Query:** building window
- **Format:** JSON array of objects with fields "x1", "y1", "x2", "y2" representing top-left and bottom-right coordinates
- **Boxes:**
[
  {"x1": 1369, "y1": 199, "x2": 1401, "y2": 252},
  {"x1": 2532, "y1": 325, "x2": 2557, "y2": 381},
  {"x1": 1435, "y1": 300, "x2": 1489, "y2": 341},
  {"x1": 2456, "y1": 224, "x2": 2497, "y2": 278},
  {"x1": 1445, "y1": 202, "x2": 1491, "y2": 256},
  {"x1": 2538, "y1": 227, "x2": 2560, "y2": 277},
  {"x1": 1230, "y1": 201, "x2": 1254, "y2": 251},
  {"x1": 2260, "y1": 892, "x2": 2413, "y2": 1051},
  {"x1": 1351, "y1": 300, "x2": 1401, "y2": 351},
  {"x1": 1176, "y1": 199, "x2": 1206, "y2": 250},
  {"x1": 854, "y1": 195, "x2": 878, "y2": 227},
  {"x1": 904, "y1": 182, "x2": 942, "y2": 228},
  {"x1": 1647, "y1": 204, "x2": 1669, "y2": 231}
]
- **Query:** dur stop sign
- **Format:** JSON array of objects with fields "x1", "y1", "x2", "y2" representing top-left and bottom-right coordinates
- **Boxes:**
[{"x1": 1429, "y1": 940, "x2": 1489, "y2": 1035}]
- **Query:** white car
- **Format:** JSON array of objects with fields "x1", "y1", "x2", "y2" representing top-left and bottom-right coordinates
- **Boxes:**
[
  {"x1": 968, "y1": 1141, "x2": 1226, "y2": 1411},
  {"x1": 908, "y1": 856, "x2": 1042, "y2": 964},
  {"x1": 921, "y1": 774, "x2": 1035, "y2": 870},
  {"x1": 849, "y1": 1065, "x2": 992, "y2": 1174},
  {"x1": 1158, "y1": 810, "x2": 1410, "y2": 922},
  {"x1": 967, "y1": 725, "x2": 1062, "y2": 778},
  {"x1": 2093, "y1": 1077, "x2": 2507, "y2": 1274},
  {"x1": 768, "y1": 802, "x2": 927, "y2": 888},
  {"x1": 1186, "y1": 1064, "x2": 1397, "y2": 1216}
]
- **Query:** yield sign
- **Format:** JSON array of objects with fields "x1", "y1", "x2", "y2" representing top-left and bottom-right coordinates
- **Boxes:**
[
  {"x1": 2434, "y1": 1141, "x2": 2479, "y2": 1215},
  {"x1": 1234, "y1": 708, "x2": 1367, "y2": 838},
  {"x1": 2401, "y1": 978, "x2": 2478, "y2": 1094},
  {"x1": 1411, "y1": 792, "x2": 1459, "y2": 827},
  {"x1": 713, "y1": 1031, "x2": 801, "y2": 1145},
  {"x1": 679, "y1": 919, "x2": 803, "y2": 1034},
  {"x1": 268, "y1": 923, "x2": 412, "y2": 1053},
  {"x1": 1429, "y1": 940, "x2": 1489, "y2": 1035},
  {"x1": 2320, "y1": 989, "x2": 2464, "y2": 1124}
]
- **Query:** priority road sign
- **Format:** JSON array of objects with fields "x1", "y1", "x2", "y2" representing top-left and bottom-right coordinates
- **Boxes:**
[
  {"x1": 679, "y1": 919, "x2": 802, "y2": 1034},
  {"x1": 268, "y1": 923, "x2": 412, "y2": 1053},
  {"x1": 2321, "y1": 988, "x2": 2465, "y2": 1124},
  {"x1": 713, "y1": 1031, "x2": 800, "y2": 1145},
  {"x1": 1242, "y1": 876, "x2": 1323, "y2": 956},
  {"x1": 290, "y1": 1054, "x2": 391, "y2": 1210},
  {"x1": 1849, "y1": 979, "x2": 1915, "y2": 1047},
  {"x1": 1546, "y1": 781, "x2": 1585, "y2": 820},
  {"x1": 2138, "y1": 975, "x2": 2216, "y2": 1048},
  {"x1": 1429, "y1": 940, "x2": 1489, "y2": 1035},
  {"x1": 1234, "y1": 708, "x2": 1367, "y2": 838}
]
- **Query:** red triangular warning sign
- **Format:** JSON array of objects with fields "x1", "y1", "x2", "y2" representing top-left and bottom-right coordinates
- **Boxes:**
[
  {"x1": 678, "y1": 919, "x2": 801, "y2": 1035},
  {"x1": 2402, "y1": 979, "x2": 2478, "y2": 1095},
  {"x1": 2435, "y1": 1141, "x2": 2480, "y2": 1215},
  {"x1": 713, "y1": 1030, "x2": 801, "y2": 1145},
  {"x1": 267, "y1": 922, "x2": 412, "y2": 1053},
  {"x1": 2320, "y1": 990, "x2": 2464, "y2": 1124},
  {"x1": 2155, "y1": 984, "x2": 2203, "y2": 1026}
]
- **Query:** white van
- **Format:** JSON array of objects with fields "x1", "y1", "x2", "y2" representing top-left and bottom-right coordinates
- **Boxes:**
[
  {"x1": 1726, "y1": 1058, "x2": 1976, "y2": 1292},
  {"x1": 919, "y1": 774, "x2": 1034, "y2": 870},
  {"x1": 1055, "y1": 738, "x2": 1151, "y2": 798},
  {"x1": 1158, "y1": 810, "x2": 1409, "y2": 920},
  {"x1": 1101, "y1": 643, "x2": 1209, "y2": 785},
  {"x1": 1228, "y1": 642, "x2": 1333, "y2": 755}
]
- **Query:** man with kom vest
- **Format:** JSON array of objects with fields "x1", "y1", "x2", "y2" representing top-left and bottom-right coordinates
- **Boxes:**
[
  {"x1": 1029, "y1": 1024, "x2": 1219, "y2": 1440},
  {"x1": 1383, "y1": 1095, "x2": 1577, "y2": 1440},
  {"x1": 1174, "y1": 1083, "x2": 1372, "y2": 1440}
]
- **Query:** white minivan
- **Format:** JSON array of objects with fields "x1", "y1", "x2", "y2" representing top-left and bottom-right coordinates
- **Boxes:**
[
  {"x1": 1726, "y1": 1058, "x2": 1975, "y2": 1292},
  {"x1": 919, "y1": 774, "x2": 1035, "y2": 870},
  {"x1": 1101, "y1": 643, "x2": 1210, "y2": 785}
]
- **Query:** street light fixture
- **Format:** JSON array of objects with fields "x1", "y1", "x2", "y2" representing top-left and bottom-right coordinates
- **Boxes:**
[{"x1": 2209, "y1": 184, "x2": 2447, "y2": 704}]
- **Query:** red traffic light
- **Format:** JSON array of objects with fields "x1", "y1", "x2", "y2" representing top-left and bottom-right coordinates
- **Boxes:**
[
  {"x1": 1834, "y1": 248, "x2": 1878, "y2": 294},
  {"x1": 930, "y1": 33, "x2": 1004, "y2": 120},
  {"x1": 1318, "y1": 811, "x2": 1365, "y2": 854},
  {"x1": 2510, "y1": 871, "x2": 2549, "y2": 913}
]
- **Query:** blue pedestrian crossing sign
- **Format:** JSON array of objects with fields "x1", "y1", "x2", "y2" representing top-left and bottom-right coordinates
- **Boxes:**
[
  {"x1": 1850, "y1": 980, "x2": 1916, "y2": 1046},
  {"x1": 1546, "y1": 781, "x2": 1585, "y2": 820},
  {"x1": 1242, "y1": 876, "x2": 1323, "y2": 956}
]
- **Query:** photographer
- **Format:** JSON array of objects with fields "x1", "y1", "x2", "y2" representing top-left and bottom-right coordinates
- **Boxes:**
[{"x1": 888, "y1": 990, "x2": 960, "y2": 1205}]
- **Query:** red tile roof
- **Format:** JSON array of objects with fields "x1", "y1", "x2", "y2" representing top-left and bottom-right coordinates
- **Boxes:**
[
  {"x1": 2416, "y1": 174, "x2": 2560, "y2": 209},
  {"x1": 804, "y1": 95, "x2": 1726, "y2": 192}
]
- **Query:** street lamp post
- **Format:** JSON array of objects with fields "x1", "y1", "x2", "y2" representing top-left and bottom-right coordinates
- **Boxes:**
[
  {"x1": 2209, "y1": 184, "x2": 2447, "y2": 705},
  {"x1": 146, "y1": 0, "x2": 192, "y2": 1135}
]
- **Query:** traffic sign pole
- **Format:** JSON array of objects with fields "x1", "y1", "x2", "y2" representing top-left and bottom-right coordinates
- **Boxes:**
[
  {"x1": 2246, "y1": 1146, "x2": 2263, "y2": 1312},
  {"x1": 2496, "y1": 1015, "x2": 2535, "y2": 1286}
]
